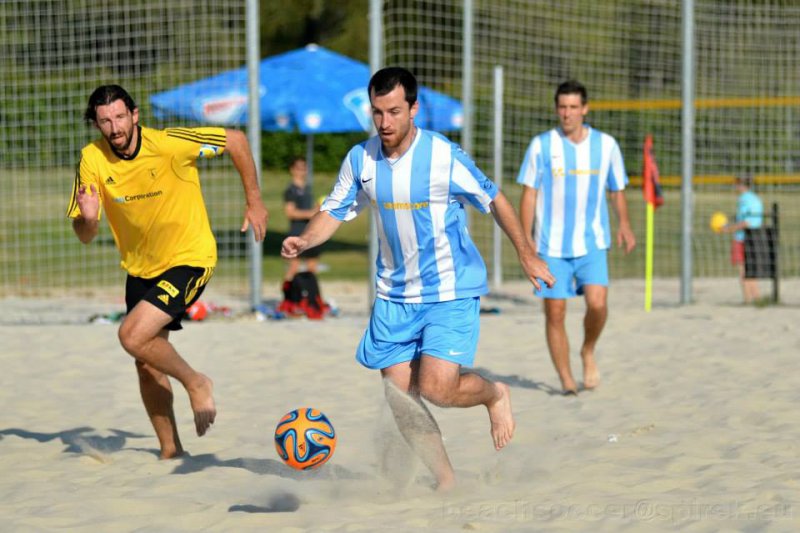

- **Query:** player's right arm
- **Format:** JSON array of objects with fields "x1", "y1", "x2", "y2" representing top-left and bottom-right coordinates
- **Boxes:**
[
  {"x1": 72, "y1": 184, "x2": 100, "y2": 243},
  {"x1": 281, "y1": 211, "x2": 342, "y2": 259},
  {"x1": 67, "y1": 154, "x2": 101, "y2": 244}
]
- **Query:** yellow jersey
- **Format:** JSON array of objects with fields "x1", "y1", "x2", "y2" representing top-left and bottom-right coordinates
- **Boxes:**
[{"x1": 67, "y1": 126, "x2": 226, "y2": 278}]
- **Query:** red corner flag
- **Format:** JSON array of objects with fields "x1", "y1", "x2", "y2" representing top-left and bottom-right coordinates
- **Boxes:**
[{"x1": 643, "y1": 134, "x2": 664, "y2": 208}]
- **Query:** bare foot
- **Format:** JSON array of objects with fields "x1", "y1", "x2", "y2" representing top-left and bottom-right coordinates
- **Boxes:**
[
  {"x1": 560, "y1": 375, "x2": 579, "y2": 395},
  {"x1": 487, "y1": 382, "x2": 515, "y2": 450},
  {"x1": 581, "y1": 349, "x2": 600, "y2": 390},
  {"x1": 435, "y1": 473, "x2": 456, "y2": 492},
  {"x1": 187, "y1": 374, "x2": 216, "y2": 436},
  {"x1": 159, "y1": 446, "x2": 184, "y2": 460}
]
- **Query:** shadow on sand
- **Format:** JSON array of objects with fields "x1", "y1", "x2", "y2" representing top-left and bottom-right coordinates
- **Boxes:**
[
  {"x1": 0, "y1": 426, "x2": 153, "y2": 455},
  {"x1": 171, "y1": 452, "x2": 362, "y2": 481},
  {"x1": 1, "y1": 425, "x2": 364, "y2": 479},
  {"x1": 473, "y1": 367, "x2": 567, "y2": 397},
  {"x1": 2, "y1": 425, "x2": 370, "y2": 514},
  {"x1": 229, "y1": 492, "x2": 302, "y2": 513}
]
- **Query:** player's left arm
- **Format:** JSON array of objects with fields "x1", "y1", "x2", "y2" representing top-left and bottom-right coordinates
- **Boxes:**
[
  {"x1": 609, "y1": 190, "x2": 636, "y2": 254},
  {"x1": 224, "y1": 129, "x2": 269, "y2": 242},
  {"x1": 489, "y1": 191, "x2": 554, "y2": 290},
  {"x1": 607, "y1": 140, "x2": 636, "y2": 254}
]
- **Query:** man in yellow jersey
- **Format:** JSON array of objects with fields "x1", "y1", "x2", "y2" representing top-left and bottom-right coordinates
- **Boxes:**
[{"x1": 67, "y1": 85, "x2": 268, "y2": 458}]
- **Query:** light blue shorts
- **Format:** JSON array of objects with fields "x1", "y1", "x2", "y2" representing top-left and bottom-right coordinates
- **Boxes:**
[
  {"x1": 536, "y1": 249, "x2": 608, "y2": 299},
  {"x1": 356, "y1": 297, "x2": 481, "y2": 370}
]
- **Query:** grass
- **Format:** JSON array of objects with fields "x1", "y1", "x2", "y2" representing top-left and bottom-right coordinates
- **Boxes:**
[
  {"x1": 452, "y1": 185, "x2": 800, "y2": 280},
  {"x1": 0, "y1": 165, "x2": 370, "y2": 295},
  {"x1": 1, "y1": 164, "x2": 799, "y2": 296}
]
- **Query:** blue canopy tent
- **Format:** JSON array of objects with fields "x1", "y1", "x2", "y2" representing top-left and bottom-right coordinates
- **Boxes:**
[{"x1": 150, "y1": 44, "x2": 463, "y2": 180}]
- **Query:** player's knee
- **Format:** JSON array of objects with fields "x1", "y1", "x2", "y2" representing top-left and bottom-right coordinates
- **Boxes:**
[
  {"x1": 418, "y1": 376, "x2": 453, "y2": 407},
  {"x1": 118, "y1": 322, "x2": 145, "y2": 356},
  {"x1": 545, "y1": 306, "x2": 567, "y2": 324},
  {"x1": 585, "y1": 299, "x2": 607, "y2": 316},
  {"x1": 421, "y1": 389, "x2": 452, "y2": 408}
]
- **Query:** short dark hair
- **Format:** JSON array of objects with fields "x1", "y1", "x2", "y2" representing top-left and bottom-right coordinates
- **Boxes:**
[
  {"x1": 554, "y1": 80, "x2": 588, "y2": 106},
  {"x1": 84, "y1": 85, "x2": 137, "y2": 123},
  {"x1": 736, "y1": 174, "x2": 755, "y2": 188},
  {"x1": 368, "y1": 67, "x2": 418, "y2": 106}
]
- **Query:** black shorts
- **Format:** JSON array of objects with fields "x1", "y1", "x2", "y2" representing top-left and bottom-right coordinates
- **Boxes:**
[
  {"x1": 299, "y1": 244, "x2": 323, "y2": 259},
  {"x1": 125, "y1": 266, "x2": 214, "y2": 331}
]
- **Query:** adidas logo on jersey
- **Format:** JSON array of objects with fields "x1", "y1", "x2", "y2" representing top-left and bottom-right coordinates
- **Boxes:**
[
  {"x1": 157, "y1": 294, "x2": 170, "y2": 305},
  {"x1": 105, "y1": 176, "x2": 116, "y2": 185}
]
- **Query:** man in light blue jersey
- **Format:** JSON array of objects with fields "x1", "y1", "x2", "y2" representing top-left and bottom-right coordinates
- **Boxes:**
[
  {"x1": 517, "y1": 80, "x2": 636, "y2": 396},
  {"x1": 282, "y1": 67, "x2": 554, "y2": 490}
]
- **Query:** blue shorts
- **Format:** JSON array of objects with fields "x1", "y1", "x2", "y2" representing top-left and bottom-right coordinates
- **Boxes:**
[
  {"x1": 535, "y1": 249, "x2": 608, "y2": 299},
  {"x1": 356, "y1": 297, "x2": 481, "y2": 370}
]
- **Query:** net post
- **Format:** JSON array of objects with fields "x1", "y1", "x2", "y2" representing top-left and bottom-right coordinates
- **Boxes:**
[
  {"x1": 492, "y1": 65, "x2": 504, "y2": 289},
  {"x1": 246, "y1": 0, "x2": 262, "y2": 311},
  {"x1": 772, "y1": 202, "x2": 779, "y2": 303}
]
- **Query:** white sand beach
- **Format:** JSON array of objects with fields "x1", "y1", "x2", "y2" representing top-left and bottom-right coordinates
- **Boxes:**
[{"x1": 1, "y1": 279, "x2": 798, "y2": 532}]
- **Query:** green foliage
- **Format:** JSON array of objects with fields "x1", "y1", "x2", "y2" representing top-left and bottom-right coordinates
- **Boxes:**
[
  {"x1": 261, "y1": 0, "x2": 369, "y2": 61},
  {"x1": 0, "y1": 1, "x2": 247, "y2": 167},
  {"x1": 261, "y1": 131, "x2": 370, "y2": 172}
]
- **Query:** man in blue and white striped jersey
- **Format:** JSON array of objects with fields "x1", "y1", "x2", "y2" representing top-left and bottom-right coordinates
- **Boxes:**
[
  {"x1": 282, "y1": 67, "x2": 554, "y2": 491},
  {"x1": 517, "y1": 80, "x2": 636, "y2": 396}
]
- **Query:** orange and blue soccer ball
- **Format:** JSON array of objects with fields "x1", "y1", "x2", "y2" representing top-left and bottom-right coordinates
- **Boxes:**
[{"x1": 274, "y1": 408, "x2": 336, "y2": 470}]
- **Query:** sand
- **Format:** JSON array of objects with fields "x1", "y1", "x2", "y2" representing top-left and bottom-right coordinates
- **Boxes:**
[{"x1": 1, "y1": 278, "x2": 798, "y2": 532}]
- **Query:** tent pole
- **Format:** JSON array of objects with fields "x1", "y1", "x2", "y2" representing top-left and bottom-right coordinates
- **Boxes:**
[{"x1": 306, "y1": 134, "x2": 314, "y2": 186}]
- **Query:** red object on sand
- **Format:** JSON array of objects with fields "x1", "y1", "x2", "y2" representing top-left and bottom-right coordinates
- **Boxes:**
[{"x1": 186, "y1": 301, "x2": 208, "y2": 321}]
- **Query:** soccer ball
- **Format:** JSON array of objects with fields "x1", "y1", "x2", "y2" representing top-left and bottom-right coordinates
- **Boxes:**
[
  {"x1": 710, "y1": 211, "x2": 728, "y2": 233},
  {"x1": 274, "y1": 408, "x2": 336, "y2": 470}
]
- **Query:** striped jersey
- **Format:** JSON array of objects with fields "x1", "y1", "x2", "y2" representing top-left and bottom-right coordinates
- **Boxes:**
[
  {"x1": 67, "y1": 126, "x2": 226, "y2": 278},
  {"x1": 323, "y1": 128, "x2": 497, "y2": 303},
  {"x1": 516, "y1": 126, "x2": 628, "y2": 258}
]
